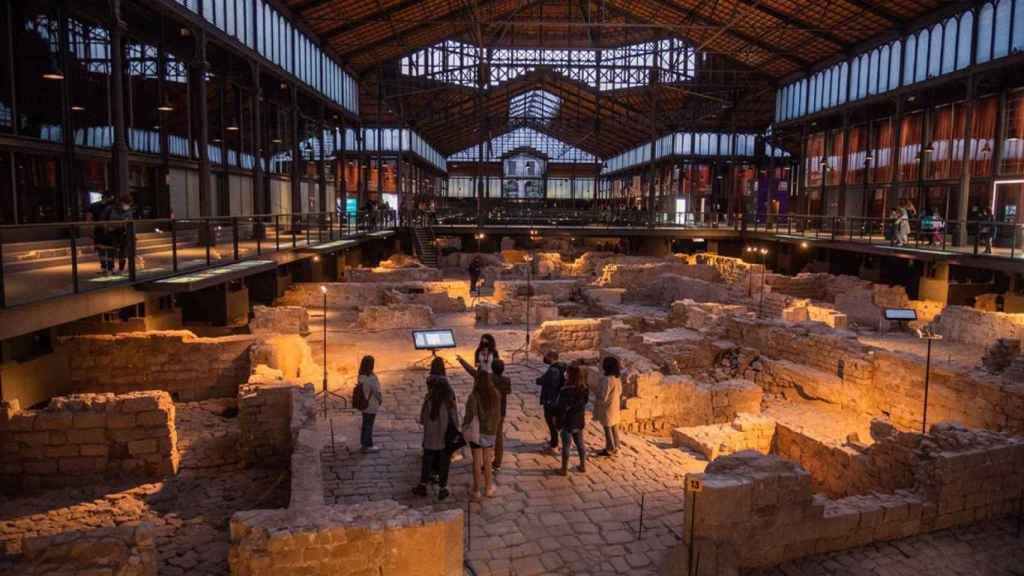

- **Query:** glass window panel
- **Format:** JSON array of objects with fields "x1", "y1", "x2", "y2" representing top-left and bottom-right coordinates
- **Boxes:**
[
  {"x1": 1014, "y1": 0, "x2": 1024, "y2": 51},
  {"x1": 839, "y1": 62, "x2": 848, "y2": 104},
  {"x1": 994, "y1": 0, "x2": 1011, "y2": 58},
  {"x1": 958, "y1": 12, "x2": 973, "y2": 69},
  {"x1": 929, "y1": 24, "x2": 943, "y2": 77},
  {"x1": 868, "y1": 50, "x2": 879, "y2": 94},
  {"x1": 915, "y1": 30, "x2": 929, "y2": 82},
  {"x1": 904, "y1": 35, "x2": 917, "y2": 85},
  {"x1": 942, "y1": 19, "x2": 957, "y2": 74},
  {"x1": 977, "y1": 3, "x2": 994, "y2": 63},
  {"x1": 850, "y1": 57, "x2": 860, "y2": 100},
  {"x1": 889, "y1": 41, "x2": 901, "y2": 89},
  {"x1": 879, "y1": 45, "x2": 891, "y2": 92}
]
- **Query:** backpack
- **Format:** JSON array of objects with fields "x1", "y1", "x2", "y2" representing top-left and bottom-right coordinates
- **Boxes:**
[{"x1": 352, "y1": 382, "x2": 368, "y2": 411}]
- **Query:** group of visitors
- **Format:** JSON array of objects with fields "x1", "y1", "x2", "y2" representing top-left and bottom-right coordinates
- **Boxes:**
[
  {"x1": 537, "y1": 351, "x2": 623, "y2": 475},
  {"x1": 87, "y1": 192, "x2": 137, "y2": 276},
  {"x1": 351, "y1": 334, "x2": 627, "y2": 501}
]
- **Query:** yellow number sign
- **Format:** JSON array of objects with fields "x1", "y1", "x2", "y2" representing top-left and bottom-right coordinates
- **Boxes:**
[{"x1": 686, "y1": 477, "x2": 704, "y2": 493}]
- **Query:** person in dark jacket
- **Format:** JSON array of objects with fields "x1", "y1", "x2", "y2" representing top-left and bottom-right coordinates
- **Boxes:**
[
  {"x1": 556, "y1": 364, "x2": 588, "y2": 476},
  {"x1": 468, "y1": 256, "x2": 483, "y2": 295},
  {"x1": 535, "y1": 350, "x2": 566, "y2": 452},
  {"x1": 413, "y1": 357, "x2": 458, "y2": 500},
  {"x1": 87, "y1": 193, "x2": 115, "y2": 275},
  {"x1": 107, "y1": 193, "x2": 135, "y2": 274}
]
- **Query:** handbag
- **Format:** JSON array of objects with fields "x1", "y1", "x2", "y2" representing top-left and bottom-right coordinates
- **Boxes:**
[{"x1": 445, "y1": 418, "x2": 466, "y2": 453}]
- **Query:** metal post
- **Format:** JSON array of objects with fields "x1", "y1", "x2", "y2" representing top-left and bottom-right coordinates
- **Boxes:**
[
  {"x1": 0, "y1": 236, "x2": 6, "y2": 308},
  {"x1": 638, "y1": 493, "x2": 645, "y2": 540},
  {"x1": 322, "y1": 290, "x2": 328, "y2": 420},
  {"x1": 127, "y1": 221, "x2": 137, "y2": 281},
  {"x1": 232, "y1": 217, "x2": 239, "y2": 260},
  {"x1": 171, "y1": 219, "x2": 178, "y2": 272},
  {"x1": 205, "y1": 220, "x2": 211, "y2": 265},
  {"x1": 70, "y1": 225, "x2": 79, "y2": 293},
  {"x1": 687, "y1": 491, "x2": 697, "y2": 576},
  {"x1": 922, "y1": 336, "x2": 932, "y2": 435}
]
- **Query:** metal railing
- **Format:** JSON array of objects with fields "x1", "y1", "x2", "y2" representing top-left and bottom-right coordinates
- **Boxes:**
[
  {"x1": 0, "y1": 209, "x2": 397, "y2": 309},
  {"x1": 419, "y1": 206, "x2": 1022, "y2": 259}
]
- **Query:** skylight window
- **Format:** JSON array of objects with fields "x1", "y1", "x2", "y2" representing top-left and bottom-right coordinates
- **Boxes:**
[
  {"x1": 509, "y1": 90, "x2": 562, "y2": 125},
  {"x1": 449, "y1": 128, "x2": 596, "y2": 164}
]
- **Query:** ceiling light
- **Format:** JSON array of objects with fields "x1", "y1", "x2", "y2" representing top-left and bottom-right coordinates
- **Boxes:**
[
  {"x1": 226, "y1": 123, "x2": 240, "y2": 131},
  {"x1": 923, "y1": 144, "x2": 934, "y2": 153},
  {"x1": 271, "y1": 138, "x2": 283, "y2": 144},
  {"x1": 157, "y1": 99, "x2": 174, "y2": 112},
  {"x1": 1009, "y1": 136, "x2": 1021, "y2": 143},
  {"x1": 864, "y1": 152, "x2": 874, "y2": 161},
  {"x1": 42, "y1": 64, "x2": 64, "y2": 81},
  {"x1": 70, "y1": 105, "x2": 85, "y2": 112}
]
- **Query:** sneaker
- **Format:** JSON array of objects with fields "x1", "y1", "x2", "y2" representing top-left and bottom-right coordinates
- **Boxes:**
[
  {"x1": 412, "y1": 484, "x2": 427, "y2": 497},
  {"x1": 438, "y1": 488, "x2": 450, "y2": 501},
  {"x1": 558, "y1": 467, "x2": 568, "y2": 477},
  {"x1": 364, "y1": 446, "x2": 380, "y2": 453},
  {"x1": 577, "y1": 464, "x2": 586, "y2": 473},
  {"x1": 485, "y1": 485, "x2": 497, "y2": 498},
  {"x1": 470, "y1": 490, "x2": 482, "y2": 502}
]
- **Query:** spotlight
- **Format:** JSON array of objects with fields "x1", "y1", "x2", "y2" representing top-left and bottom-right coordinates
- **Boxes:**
[
  {"x1": 226, "y1": 123, "x2": 240, "y2": 132},
  {"x1": 760, "y1": 247, "x2": 768, "y2": 255},
  {"x1": 313, "y1": 255, "x2": 320, "y2": 262},
  {"x1": 320, "y1": 285, "x2": 328, "y2": 295},
  {"x1": 70, "y1": 105, "x2": 85, "y2": 112},
  {"x1": 923, "y1": 144, "x2": 934, "y2": 154},
  {"x1": 42, "y1": 58, "x2": 64, "y2": 80},
  {"x1": 800, "y1": 241, "x2": 809, "y2": 249}
]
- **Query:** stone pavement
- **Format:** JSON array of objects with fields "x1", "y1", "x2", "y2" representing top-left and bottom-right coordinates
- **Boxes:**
[
  {"x1": 321, "y1": 359, "x2": 707, "y2": 576},
  {"x1": 744, "y1": 518, "x2": 1024, "y2": 576}
]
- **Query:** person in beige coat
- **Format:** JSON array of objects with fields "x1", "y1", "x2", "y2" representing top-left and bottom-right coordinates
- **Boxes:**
[{"x1": 593, "y1": 355, "x2": 623, "y2": 456}]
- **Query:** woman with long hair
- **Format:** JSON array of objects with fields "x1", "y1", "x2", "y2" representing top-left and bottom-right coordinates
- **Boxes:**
[
  {"x1": 474, "y1": 333, "x2": 499, "y2": 373},
  {"x1": 556, "y1": 364, "x2": 588, "y2": 475},
  {"x1": 356, "y1": 355, "x2": 383, "y2": 453},
  {"x1": 413, "y1": 357, "x2": 458, "y2": 500},
  {"x1": 594, "y1": 355, "x2": 623, "y2": 457},
  {"x1": 462, "y1": 370, "x2": 501, "y2": 500}
]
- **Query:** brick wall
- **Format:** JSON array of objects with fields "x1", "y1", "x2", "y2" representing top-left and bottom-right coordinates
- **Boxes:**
[
  {"x1": 250, "y1": 305, "x2": 309, "y2": 335},
  {"x1": 229, "y1": 501, "x2": 464, "y2": 576},
  {"x1": 530, "y1": 318, "x2": 611, "y2": 354},
  {"x1": 61, "y1": 331, "x2": 255, "y2": 401},
  {"x1": 278, "y1": 281, "x2": 465, "y2": 311},
  {"x1": 347, "y1": 266, "x2": 442, "y2": 282},
  {"x1": 238, "y1": 380, "x2": 299, "y2": 468},
  {"x1": 929, "y1": 305, "x2": 1024, "y2": 347},
  {"x1": 13, "y1": 523, "x2": 157, "y2": 576},
  {"x1": 0, "y1": 391, "x2": 178, "y2": 492},
  {"x1": 673, "y1": 429, "x2": 1024, "y2": 573}
]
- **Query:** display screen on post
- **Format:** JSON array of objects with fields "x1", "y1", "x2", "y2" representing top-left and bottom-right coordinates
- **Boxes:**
[
  {"x1": 884, "y1": 308, "x2": 918, "y2": 321},
  {"x1": 412, "y1": 329, "x2": 457, "y2": 350}
]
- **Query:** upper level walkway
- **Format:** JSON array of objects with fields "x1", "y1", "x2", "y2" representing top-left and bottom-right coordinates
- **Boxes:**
[{"x1": 425, "y1": 207, "x2": 1024, "y2": 271}]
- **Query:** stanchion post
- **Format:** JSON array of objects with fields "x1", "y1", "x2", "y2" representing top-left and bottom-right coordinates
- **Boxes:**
[{"x1": 638, "y1": 493, "x2": 645, "y2": 540}]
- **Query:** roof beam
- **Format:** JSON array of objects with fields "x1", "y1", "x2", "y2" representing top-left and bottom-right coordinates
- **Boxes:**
[
  {"x1": 609, "y1": 0, "x2": 812, "y2": 69},
  {"x1": 734, "y1": 1, "x2": 848, "y2": 50},
  {"x1": 319, "y1": 0, "x2": 425, "y2": 41},
  {"x1": 839, "y1": 0, "x2": 907, "y2": 27},
  {"x1": 291, "y1": 0, "x2": 335, "y2": 13}
]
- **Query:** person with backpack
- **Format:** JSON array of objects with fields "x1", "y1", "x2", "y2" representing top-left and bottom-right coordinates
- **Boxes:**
[
  {"x1": 594, "y1": 355, "x2": 623, "y2": 457},
  {"x1": 413, "y1": 357, "x2": 459, "y2": 500},
  {"x1": 353, "y1": 355, "x2": 382, "y2": 453},
  {"x1": 87, "y1": 192, "x2": 115, "y2": 276},
  {"x1": 535, "y1": 350, "x2": 566, "y2": 453},
  {"x1": 107, "y1": 193, "x2": 136, "y2": 275},
  {"x1": 458, "y1": 354, "x2": 511, "y2": 473},
  {"x1": 556, "y1": 363, "x2": 588, "y2": 476},
  {"x1": 462, "y1": 371, "x2": 500, "y2": 501}
]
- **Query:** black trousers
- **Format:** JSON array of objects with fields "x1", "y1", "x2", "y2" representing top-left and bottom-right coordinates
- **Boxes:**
[
  {"x1": 543, "y1": 405, "x2": 560, "y2": 447},
  {"x1": 419, "y1": 448, "x2": 451, "y2": 488}
]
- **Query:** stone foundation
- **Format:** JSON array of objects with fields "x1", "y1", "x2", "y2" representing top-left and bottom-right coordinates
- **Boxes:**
[
  {"x1": 238, "y1": 377, "x2": 306, "y2": 468},
  {"x1": 278, "y1": 281, "x2": 465, "y2": 312},
  {"x1": 673, "y1": 424, "x2": 1024, "y2": 573},
  {"x1": 61, "y1": 331, "x2": 255, "y2": 401},
  {"x1": 530, "y1": 318, "x2": 610, "y2": 354},
  {"x1": 249, "y1": 335, "x2": 320, "y2": 383},
  {"x1": 356, "y1": 304, "x2": 434, "y2": 330},
  {"x1": 229, "y1": 501, "x2": 464, "y2": 576},
  {"x1": 0, "y1": 391, "x2": 178, "y2": 492},
  {"x1": 347, "y1": 266, "x2": 442, "y2": 282},
  {"x1": 492, "y1": 279, "x2": 584, "y2": 303},
  {"x1": 250, "y1": 305, "x2": 310, "y2": 335},
  {"x1": 14, "y1": 523, "x2": 157, "y2": 576},
  {"x1": 929, "y1": 305, "x2": 1024, "y2": 347},
  {"x1": 671, "y1": 413, "x2": 776, "y2": 460}
]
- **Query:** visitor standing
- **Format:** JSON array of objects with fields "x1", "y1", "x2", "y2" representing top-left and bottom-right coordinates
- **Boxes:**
[
  {"x1": 474, "y1": 333, "x2": 499, "y2": 373},
  {"x1": 355, "y1": 355, "x2": 382, "y2": 453},
  {"x1": 456, "y1": 354, "x2": 511, "y2": 472},
  {"x1": 895, "y1": 206, "x2": 911, "y2": 246},
  {"x1": 536, "y1": 350, "x2": 566, "y2": 452},
  {"x1": 468, "y1": 256, "x2": 483, "y2": 296},
  {"x1": 462, "y1": 371, "x2": 500, "y2": 501},
  {"x1": 413, "y1": 357, "x2": 458, "y2": 500},
  {"x1": 107, "y1": 194, "x2": 136, "y2": 275},
  {"x1": 556, "y1": 364, "x2": 588, "y2": 476},
  {"x1": 979, "y1": 207, "x2": 996, "y2": 254},
  {"x1": 88, "y1": 192, "x2": 115, "y2": 276},
  {"x1": 594, "y1": 355, "x2": 623, "y2": 457}
]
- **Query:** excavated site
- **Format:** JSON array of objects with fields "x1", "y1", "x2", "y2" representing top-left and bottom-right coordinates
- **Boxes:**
[{"x1": 2, "y1": 246, "x2": 1024, "y2": 576}]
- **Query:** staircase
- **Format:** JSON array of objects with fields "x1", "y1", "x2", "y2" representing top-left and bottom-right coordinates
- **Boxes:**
[{"x1": 412, "y1": 225, "x2": 439, "y2": 268}]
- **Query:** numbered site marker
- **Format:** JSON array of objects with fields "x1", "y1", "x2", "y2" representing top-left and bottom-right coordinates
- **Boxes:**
[{"x1": 686, "y1": 477, "x2": 704, "y2": 493}]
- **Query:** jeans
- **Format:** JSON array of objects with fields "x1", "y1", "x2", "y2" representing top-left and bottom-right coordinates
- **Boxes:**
[
  {"x1": 560, "y1": 428, "x2": 586, "y2": 470},
  {"x1": 360, "y1": 412, "x2": 376, "y2": 448},
  {"x1": 419, "y1": 448, "x2": 451, "y2": 487},
  {"x1": 603, "y1": 424, "x2": 620, "y2": 453},
  {"x1": 543, "y1": 406, "x2": 560, "y2": 448}
]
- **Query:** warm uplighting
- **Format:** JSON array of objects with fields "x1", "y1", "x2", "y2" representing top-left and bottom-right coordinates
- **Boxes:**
[
  {"x1": 313, "y1": 256, "x2": 320, "y2": 262},
  {"x1": 319, "y1": 285, "x2": 328, "y2": 295},
  {"x1": 42, "y1": 59, "x2": 64, "y2": 80},
  {"x1": 759, "y1": 247, "x2": 768, "y2": 255},
  {"x1": 474, "y1": 232, "x2": 485, "y2": 240},
  {"x1": 800, "y1": 241, "x2": 809, "y2": 249}
]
